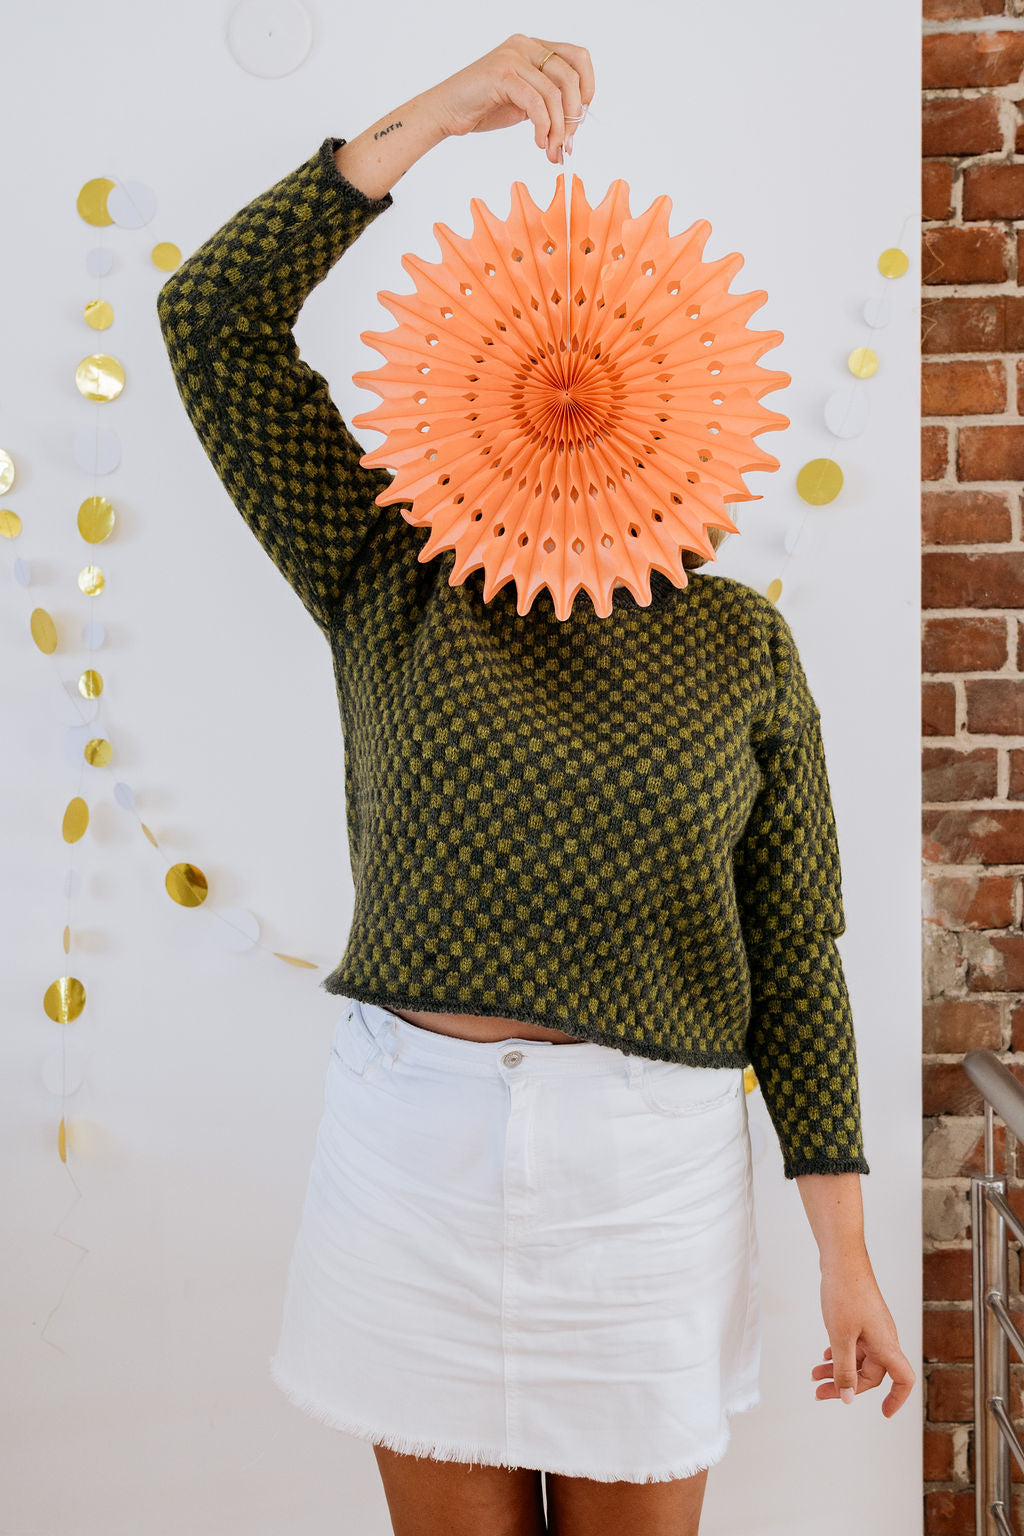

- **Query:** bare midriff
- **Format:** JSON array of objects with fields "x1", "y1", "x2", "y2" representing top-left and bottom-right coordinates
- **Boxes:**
[{"x1": 388, "y1": 1006, "x2": 586, "y2": 1044}]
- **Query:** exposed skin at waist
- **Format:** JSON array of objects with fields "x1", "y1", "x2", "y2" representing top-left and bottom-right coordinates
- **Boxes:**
[{"x1": 388, "y1": 1006, "x2": 586, "y2": 1044}]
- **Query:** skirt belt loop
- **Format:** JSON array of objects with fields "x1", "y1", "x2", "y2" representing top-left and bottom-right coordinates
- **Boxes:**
[{"x1": 627, "y1": 1054, "x2": 644, "y2": 1090}]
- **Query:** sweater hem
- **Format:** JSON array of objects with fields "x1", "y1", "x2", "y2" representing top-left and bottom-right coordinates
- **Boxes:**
[
  {"x1": 317, "y1": 978, "x2": 753, "y2": 1067},
  {"x1": 784, "y1": 1157, "x2": 871, "y2": 1179}
]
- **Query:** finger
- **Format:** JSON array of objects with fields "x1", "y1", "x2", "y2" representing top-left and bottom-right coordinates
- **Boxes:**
[
  {"x1": 532, "y1": 38, "x2": 596, "y2": 107},
  {"x1": 500, "y1": 74, "x2": 552, "y2": 153},
  {"x1": 829, "y1": 1336, "x2": 860, "y2": 1403},
  {"x1": 518, "y1": 62, "x2": 566, "y2": 159},
  {"x1": 527, "y1": 49, "x2": 584, "y2": 135},
  {"x1": 879, "y1": 1351, "x2": 917, "y2": 1417}
]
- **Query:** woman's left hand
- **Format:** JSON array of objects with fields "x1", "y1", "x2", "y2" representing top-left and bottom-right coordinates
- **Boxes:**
[{"x1": 813, "y1": 1255, "x2": 916, "y2": 1416}]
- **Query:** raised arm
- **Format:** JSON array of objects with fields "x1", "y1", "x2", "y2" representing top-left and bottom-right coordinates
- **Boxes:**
[
  {"x1": 155, "y1": 41, "x2": 590, "y2": 633},
  {"x1": 155, "y1": 95, "x2": 447, "y2": 633}
]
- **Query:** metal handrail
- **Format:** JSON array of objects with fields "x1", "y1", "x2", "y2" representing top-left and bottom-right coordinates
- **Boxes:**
[{"x1": 962, "y1": 1049, "x2": 1024, "y2": 1534}]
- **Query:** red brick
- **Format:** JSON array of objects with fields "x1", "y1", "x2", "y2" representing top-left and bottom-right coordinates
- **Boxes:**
[
  {"x1": 928, "y1": 1364, "x2": 975, "y2": 1423},
  {"x1": 966, "y1": 935, "x2": 1024, "y2": 992},
  {"x1": 1016, "y1": 359, "x2": 1024, "y2": 416},
  {"x1": 923, "y1": 806, "x2": 1024, "y2": 864},
  {"x1": 923, "y1": 225, "x2": 1009, "y2": 284},
  {"x1": 923, "y1": 0, "x2": 1003, "y2": 16},
  {"x1": 925, "y1": 871, "x2": 1014, "y2": 926},
  {"x1": 1009, "y1": 749, "x2": 1024, "y2": 800},
  {"x1": 964, "y1": 163, "x2": 1024, "y2": 221},
  {"x1": 924, "y1": 160, "x2": 955, "y2": 220},
  {"x1": 924, "y1": 1427, "x2": 955, "y2": 1483},
  {"x1": 922, "y1": 615, "x2": 1008, "y2": 670},
  {"x1": 924, "y1": 425, "x2": 950, "y2": 481},
  {"x1": 924, "y1": 492, "x2": 1012, "y2": 547},
  {"x1": 924, "y1": 551, "x2": 1024, "y2": 608},
  {"x1": 924, "y1": 1488, "x2": 976, "y2": 1532},
  {"x1": 924, "y1": 1061, "x2": 987, "y2": 1116},
  {"x1": 924, "y1": 93, "x2": 1003, "y2": 155},
  {"x1": 925, "y1": 1306, "x2": 978, "y2": 1363},
  {"x1": 922, "y1": 294, "x2": 1024, "y2": 354},
  {"x1": 924, "y1": 681, "x2": 958, "y2": 735},
  {"x1": 923, "y1": 1246, "x2": 974, "y2": 1303},
  {"x1": 923, "y1": 997, "x2": 1003, "y2": 1051},
  {"x1": 966, "y1": 678, "x2": 1024, "y2": 735},
  {"x1": 923, "y1": 359, "x2": 1006, "y2": 416},
  {"x1": 924, "y1": 31, "x2": 1024, "y2": 89},
  {"x1": 923, "y1": 747, "x2": 999, "y2": 801},
  {"x1": 1018, "y1": 620, "x2": 1024, "y2": 672},
  {"x1": 960, "y1": 426, "x2": 1024, "y2": 481}
]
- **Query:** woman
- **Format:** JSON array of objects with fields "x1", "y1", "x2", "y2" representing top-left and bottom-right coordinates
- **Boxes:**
[{"x1": 157, "y1": 33, "x2": 915, "y2": 1536}]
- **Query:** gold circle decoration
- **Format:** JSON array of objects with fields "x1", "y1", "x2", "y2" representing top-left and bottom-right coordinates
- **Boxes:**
[
  {"x1": 796, "y1": 458, "x2": 844, "y2": 506},
  {"x1": 78, "y1": 495, "x2": 116, "y2": 543},
  {"x1": 0, "y1": 448, "x2": 15, "y2": 493},
  {"x1": 79, "y1": 564, "x2": 105, "y2": 596},
  {"x1": 75, "y1": 354, "x2": 125, "y2": 402},
  {"x1": 1, "y1": 509, "x2": 22, "y2": 538},
  {"x1": 44, "y1": 975, "x2": 87, "y2": 1024},
  {"x1": 152, "y1": 242, "x2": 182, "y2": 272},
  {"x1": 765, "y1": 578, "x2": 783, "y2": 605},
  {"x1": 78, "y1": 668, "x2": 103, "y2": 699},
  {"x1": 30, "y1": 608, "x2": 58, "y2": 654},
  {"x1": 141, "y1": 822, "x2": 160, "y2": 849},
  {"x1": 84, "y1": 298, "x2": 114, "y2": 331},
  {"x1": 878, "y1": 247, "x2": 909, "y2": 279},
  {"x1": 63, "y1": 797, "x2": 90, "y2": 843},
  {"x1": 84, "y1": 737, "x2": 113, "y2": 766},
  {"x1": 847, "y1": 347, "x2": 878, "y2": 379},
  {"x1": 76, "y1": 177, "x2": 115, "y2": 226},
  {"x1": 166, "y1": 862, "x2": 209, "y2": 908}
]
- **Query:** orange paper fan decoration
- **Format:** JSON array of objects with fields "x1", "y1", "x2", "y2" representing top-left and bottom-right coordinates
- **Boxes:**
[{"x1": 352, "y1": 172, "x2": 791, "y2": 621}]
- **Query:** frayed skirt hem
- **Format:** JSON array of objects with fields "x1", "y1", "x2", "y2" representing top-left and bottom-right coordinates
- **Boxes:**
[{"x1": 267, "y1": 1353, "x2": 761, "y2": 1483}]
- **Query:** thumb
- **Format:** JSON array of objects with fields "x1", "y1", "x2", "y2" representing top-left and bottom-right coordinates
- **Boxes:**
[{"x1": 831, "y1": 1338, "x2": 859, "y2": 1403}]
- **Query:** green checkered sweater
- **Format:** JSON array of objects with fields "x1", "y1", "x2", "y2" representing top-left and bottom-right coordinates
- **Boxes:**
[{"x1": 156, "y1": 135, "x2": 869, "y2": 1181}]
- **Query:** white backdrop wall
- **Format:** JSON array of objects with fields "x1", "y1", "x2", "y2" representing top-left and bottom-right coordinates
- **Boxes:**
[{"x1": 1, "y1": 2, "x2": 922, "y2": 1532}]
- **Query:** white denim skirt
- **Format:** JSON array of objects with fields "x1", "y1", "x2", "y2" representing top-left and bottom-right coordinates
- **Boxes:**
[{"x1": 268, "y1": 998, "x2": 761, "y2": 1484}]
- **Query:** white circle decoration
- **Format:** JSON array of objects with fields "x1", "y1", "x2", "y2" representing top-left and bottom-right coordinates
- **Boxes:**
[
  {"x1": 42, "y1": 1041, "x2": 90, "y2": 1096},
  {"x1": 107, "y1": 179, "x2": 157, "y2": 230},
  {"x1": 863, "y1": 292, "x2": 891, "y2": 329},
  {"x1": 86, "y1": 247, "x2": 114, "y2": 278},
  {"x1": 824, "y1": 383, "x2": 871, "y2": 440},
  {"x1": 73, "y1": 426, "x2": 120, "y2": 475},
  {"x1": 226, "y1": 0, "x2": 313, "y2": 78}
]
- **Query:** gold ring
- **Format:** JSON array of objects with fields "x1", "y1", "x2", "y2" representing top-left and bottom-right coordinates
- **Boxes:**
[{"x1": 538, "y1": 49, "x2": 557, "y2": 71}]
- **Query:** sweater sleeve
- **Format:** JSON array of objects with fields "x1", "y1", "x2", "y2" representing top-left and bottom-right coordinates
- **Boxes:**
[
  {"x1": 156, "y1": 135, "x2": 395, "y2": 633},
  {"x1": 733, "y1": 600, "x2": 871, "y2": 1181}
]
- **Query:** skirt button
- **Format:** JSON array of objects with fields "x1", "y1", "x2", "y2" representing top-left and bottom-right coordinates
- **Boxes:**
[{"x1": 502, "y1": 1050, "x2": 524, "y2": 1067}]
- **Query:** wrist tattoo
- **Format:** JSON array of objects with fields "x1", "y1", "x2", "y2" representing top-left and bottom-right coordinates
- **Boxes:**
[{"x1": 373, "y1": 121, "x2": 403, "y2": 140}]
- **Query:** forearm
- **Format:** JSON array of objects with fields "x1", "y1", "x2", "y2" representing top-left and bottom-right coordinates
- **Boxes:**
[
  {"x1": 334, "y1": 88, "x2": 449, "y2": 201},
  {"x1": 795, "y1": 1170, "x2": 868, "y2": 1270}
]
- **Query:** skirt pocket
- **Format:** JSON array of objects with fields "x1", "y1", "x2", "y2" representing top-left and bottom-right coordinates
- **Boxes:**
[
  {"x1": 640, "y1": 1059, "x2": 743, "y2": 1118},
  {"x1": 330, "y1": 1005, "x2": 386, "y2": 1079}
]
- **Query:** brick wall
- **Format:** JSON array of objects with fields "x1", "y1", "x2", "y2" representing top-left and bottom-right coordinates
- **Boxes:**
[{"x1": 923, "y1": 6, "x2": 1024, "y2": 1529}]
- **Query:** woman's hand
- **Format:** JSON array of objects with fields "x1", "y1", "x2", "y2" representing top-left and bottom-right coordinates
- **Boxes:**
[
  {"x1": 428, "y1": 34, "x2": 595, "y2": 164},
  {"x1": 813, "y1": 1254, "x2": 916, "y2": 1417}
]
